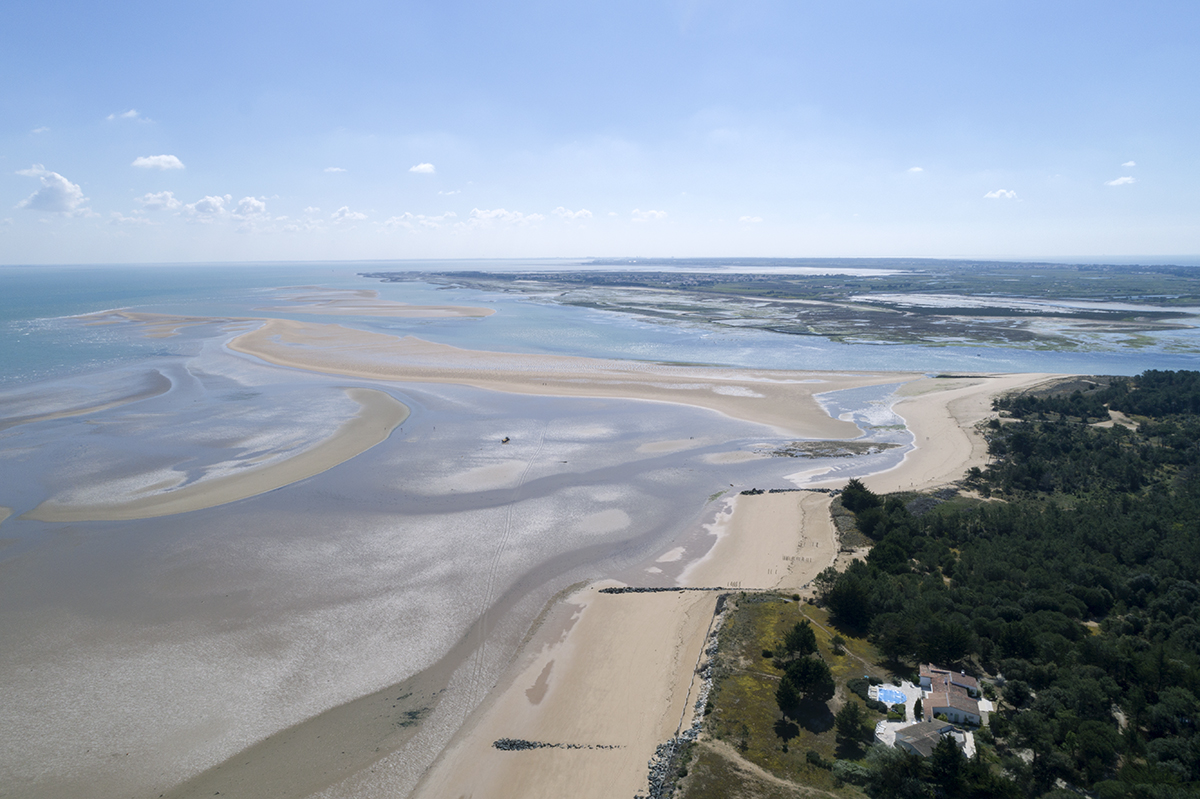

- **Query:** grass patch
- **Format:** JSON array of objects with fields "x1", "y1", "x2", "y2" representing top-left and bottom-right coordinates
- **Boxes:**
[
  {"x1": 676, "y1": 742, "x2": 842, "y2": 799},
  {"x1": 684, "y1": 593, "x2": 890, "y2": 798}
]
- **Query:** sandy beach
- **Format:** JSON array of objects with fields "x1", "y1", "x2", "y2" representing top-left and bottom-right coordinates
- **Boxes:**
[
  {"x1": 406, "y1": 370, "x2": 1061, "y2": 799},
  {"x1": 22, "y1": 387, "x2": 408, "y2": 522},
  {"x1": 411, "y1": 490, "x2": 839, "y2": 799},
  {"x1": 840, "y1": 373, "x2": 1059, "y2": 493},
  {"x1": 229, "y1": 318, "x2": 909, "y2": 439},
  {"x1": 411, "y1": 583, "x2": 718, "y2": 799}
]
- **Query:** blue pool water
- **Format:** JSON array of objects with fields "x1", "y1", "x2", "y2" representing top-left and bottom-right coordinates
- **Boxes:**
[{"x1": 878, "y1": 686, "x2": 907, "y2": 705}]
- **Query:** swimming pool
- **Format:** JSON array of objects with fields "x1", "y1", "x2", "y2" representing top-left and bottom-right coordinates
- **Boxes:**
[{"x1": 877, "y1": 687, "x2": 907, "y2": 705}]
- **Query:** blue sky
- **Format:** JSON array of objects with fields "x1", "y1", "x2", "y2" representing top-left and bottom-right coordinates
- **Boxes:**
[{"x1": 2, "y1": 0, "x2": 1197, "y2": 263}]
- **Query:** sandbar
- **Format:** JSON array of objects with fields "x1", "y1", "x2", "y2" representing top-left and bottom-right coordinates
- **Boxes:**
[
  {"x1": 22, "y1": 388, "x2": 408, "y2": 522},
  {"x1": 229, "y1": 318, "x2": 910, "y2": 438},
  {"x1": 256, "y1": 286, "x2": 496, "y2": 318},
  {"x1": 77, "y1": 309, "x2": 246, "y2": 339}
]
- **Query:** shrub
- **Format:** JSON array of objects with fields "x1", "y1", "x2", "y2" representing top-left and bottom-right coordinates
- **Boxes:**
[
  {"x1": 847, "y1": 677, "x2": 871, "y2": 701},
  {"x1": 831, "y1": 759, "x2": 871, "y2": 786}
]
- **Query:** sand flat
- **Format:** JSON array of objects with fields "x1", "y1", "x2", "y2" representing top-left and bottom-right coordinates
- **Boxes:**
[
  {"x1": 0, "y1": 369, "x2": 173, "y2": 430},
  {"x1": 229, "y1": 318, "x2": 911, "y2": 438},
  {"x1": 22, "y1": 388, "x2": 408, "y2": 522}
]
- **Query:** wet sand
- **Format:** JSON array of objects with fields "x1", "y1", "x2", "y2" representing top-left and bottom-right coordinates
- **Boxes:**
[
  {"x1": 229, "y1": 318, "x2": 910, "y2": 438},
  {"x1": 0, "y1": 369, "x2": 173, "y2": 430},
  {"x1": 22, "y1": 388, "x2": 408, "y2": 522}
]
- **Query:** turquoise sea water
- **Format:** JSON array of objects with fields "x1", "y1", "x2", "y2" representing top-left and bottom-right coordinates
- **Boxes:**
[{"x1": 2, "y1": 261, "x2": 1199, "y2": 389}]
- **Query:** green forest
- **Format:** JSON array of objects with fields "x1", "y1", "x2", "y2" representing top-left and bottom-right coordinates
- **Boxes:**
[{"x1": 816, "y1": 370, "x2": 1200, "y2": 798}]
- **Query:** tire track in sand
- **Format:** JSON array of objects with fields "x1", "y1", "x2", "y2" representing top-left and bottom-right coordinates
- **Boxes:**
[{"x1": 466, "y1": 425, "x2": 549, "y2": 695}]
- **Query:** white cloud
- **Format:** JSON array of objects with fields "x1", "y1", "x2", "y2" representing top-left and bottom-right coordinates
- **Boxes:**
[
  {"x1": 631, "y1": 208, "x2": 667, "y2": 222},
  {"x1": 2, "y1": 218, "x2": 13, "y2": 226},
  {"x1": 983, "y1": 189, "x2": 1018, "y2": 199},
  {"x1": 438, "y1": 189, "x2": 460, "y2": 196},
  {"x1": 466, "y1": 208, "x2": 544, "y2": 227},
  {"x1": 409, "y1": 163, "x2": 436, "y2": 174},
  {"x1": 110, "y1": 211, "x2": 153, "y2": 226},
  {"x1": 739, "y1": 215, "x2": 763, "y2": 223},
  {"x1": 31, "y1": 126, "x2": 49, "y2": 134},
  {"x1": 15, "y1": 165, "x2": 90, "y2": 215},
  {"x1": 137, "y1": 191, "x2": 182, "y2": 211},
  {"x1": 1122, "y1": 161, "x2": 1137, "y2": 167},
  {"x1": 233, "y1": 196, "x2": 268, "y2": 218},
  {"x1": 552, "y1": 207, "x2": 593, "y2": 221},
  {"x1": 185, "y1": 194, "x2": 232, "y2": 217},
  {"x1": 324, "y1": 167, "x2": 346, "y2": 173},
  {"x1": 383, "y1": 211, "x2": 458, "y2": 230},
  {"x1": 107, "y1": 109, "x2": 142, "y2": 121},
  {"x1": 608, "y1": 211, "x2": 618, "y2": 217},
  {"x1": 281, "y1": 213, "x2": 326, "y2": 233},
  {"x1": 132, "y1": 154, "x2": 185, "y2": 170},
  {"x1": 907, "y1": 166, "x2": 924, "y2": 173},
  {"x1": 331, "y1": 206, "x2": 368, "y2": 222},
  {"x1": 1106, "y1": 176, "x2": 1136, "y2": 186}
]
